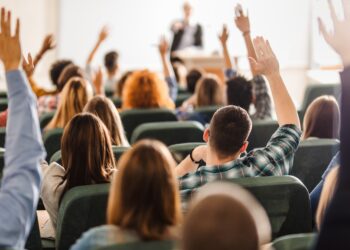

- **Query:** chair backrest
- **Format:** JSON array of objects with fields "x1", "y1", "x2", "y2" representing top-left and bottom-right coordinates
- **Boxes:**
[
  {"x1": 110, "y1": 96, "x2": 122, "y2": 109},
  {"x1": 194, "y1": 106, "x2": 220, "y2": 123},
  {"x1": 43, "y1": 128, "x2": 64, "y2": 162},
  {"x1": 131, "y1": 121, "x2": 204, "y2": 146},
  {"x1": 0, "y1": 127, "x2": 5, "y2": 148},
  {"x1": 291, "y1": 139, "x2": 340, "y2": 191},
  {"x1": 272, "y1": 233, "x2": 316, "y2": 250},
  {"x1": 0, "y1": 91, "x2": 7, "y2": 98},
  {"x1": 0, "y1": 98, "x2": 8, "y2": 112},
  {"x1": 96, "y1": 241, "x2": 177, "y2": 250},
  {"x1": 121, "y1": 109, "x2": 178, "y2": 140},
  {"x1": 247, "y1": 120, "x2": 279, "y2": 151},
  {"x1": 56, "y1": 184, "x2": 110, "y2": 250},
  {"x1": 50, "y1": 146, "x2": 130, "y2": 165},
  {"x1": 168, "y1": 142, "x2": 206, "y2": 162},
  {"x1": 39, "y1": 112, "x2": 55, "y2": 130}
]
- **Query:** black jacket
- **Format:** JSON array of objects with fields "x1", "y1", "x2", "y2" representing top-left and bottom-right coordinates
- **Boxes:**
[{"x1": 170, "y1": 23, "x2": 203, "y2": 52}]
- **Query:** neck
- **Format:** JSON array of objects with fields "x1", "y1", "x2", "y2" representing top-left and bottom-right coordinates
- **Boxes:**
[
  {"x1": 205, "y1": 146, "x2": 240, "y2": 166},
  {"x1": 107, "y1": 71, "x2": 116, "y2": 79}
]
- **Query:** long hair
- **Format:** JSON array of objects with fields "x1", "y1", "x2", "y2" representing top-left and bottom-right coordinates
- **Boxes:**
[
  {"x1": 84, "y1": 96, "x2": 129, "y2": 146},
  {"x1": 195, "y1": 75, "x2": 226, "y2": 107},
  {"x1": 107, "y1": 140, "x2": 182, "y2": 240},
  {"x1": 58, "y1": 113, "x2": 116, "y2": 203},
  {"x1": 303, "y1": 95, "x2": 340, "y2": 140},
  {"x1": 122, "y1": 70, "x2": 175, "y2": 109},
  {"x1": 45, "y1": 77, "x2": 93, "y2": 131}
]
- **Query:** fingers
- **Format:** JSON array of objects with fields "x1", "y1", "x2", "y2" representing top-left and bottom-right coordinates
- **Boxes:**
[
  {"x1": 28, "y1": 53, "x2": 33, "y2": 65},
  {"x1": 328, "y1": 0, "x2": 339, "y2": 25},
  {"x1": 15, "y1": 18, "x2": 20, "y2": 38},
  {"x1": 1, "y1": 8, "x2": 5, "y2": 35},
  {"x1": 342, "y1": 0, "x2": 350, "y2": 20},
  {"x1": 6, "y1": 11, "x2": 11, "y2": 37},
  {"x1": 318, "y1": 17, "x2": 333, "y2": 46}
]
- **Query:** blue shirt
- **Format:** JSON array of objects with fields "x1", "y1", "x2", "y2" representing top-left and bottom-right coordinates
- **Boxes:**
[{"x1": 0, "y1": 70, "x2": 46, "y2": 248}]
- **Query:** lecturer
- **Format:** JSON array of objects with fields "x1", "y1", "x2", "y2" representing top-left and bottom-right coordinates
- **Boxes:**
[{"x1": 170, "y1": 2, "x2": 203, "y2": 55}]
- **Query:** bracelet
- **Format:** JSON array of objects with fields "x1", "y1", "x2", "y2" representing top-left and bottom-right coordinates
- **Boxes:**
[{"x1": 190, "y1": 149, "x2": 202, "y2": 164}]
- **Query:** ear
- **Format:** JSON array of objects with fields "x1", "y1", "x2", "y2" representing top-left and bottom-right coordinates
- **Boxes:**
[
  {"x1": 203, "y1": 128, "x2": 210, "y2": 142},
  {"x1": 239, "y1": 141, "x2": 249, "y2": 153}
]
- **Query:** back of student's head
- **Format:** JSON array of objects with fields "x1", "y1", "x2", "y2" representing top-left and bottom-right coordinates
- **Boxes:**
[
  {"x1": 183, "y1": 182, "x2": 271, "y2": 250},
  {"x1": 46, "y1": 77, "x2": 93, "y2": 130},
  {"x1": 60, "y1": 113, "x2": 115, "y2": 202},
  {"x1": 303, "y1": 95, "x2": 340, "y2": 140},
  {"x1": 186, "y1": 68, "x2": 204, "y2": 93},
  {"x1": 115, "y1": 71, "x2": 133, "y2": 98},
  {"x1": 209, "y1": 105, "x2": 252, "y2": 159},
  {"x1": 107, "y1": 139, "x2": 182, "y2": 240},
  {"x1": 195, "y1": 75, "x2": 225, "y2": 107},
  {"x1": 226, "y1": 76, "x2": 253, "y2": 112},
  {"x1": 56, "y1": 64, "x2": 86, "y2": 92},
  {"x1": 49, "y1": 59, "x2": 73, "y2": 87},
  {"x1": 84, "y1": 96, "x2": 128, "y2": 146},
  {"x1": 104, "y1": 51, "x2": 119, "y2": 73},
  {"x1": 122, "y1": 70, "x2": 174, "y2": 109}
]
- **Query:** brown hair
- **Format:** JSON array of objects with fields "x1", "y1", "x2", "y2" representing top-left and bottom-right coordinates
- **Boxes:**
[
  {"x1": 303, "y1": 95, "x2": 340, "y2": 140},
  {"x1": 115, "y1": 71, "x2": 133, "y2": 98},
  {"x1": 107, "y1": 140, "x2": 182, "y2": 240},
  {"x1": 195, "y1": 75, "x2": 226, "y2": 107},
  {"x1": 59, "y1": 113, "x2": 116, "y2": 202},
  {"x1": 209, "y1": 106, "x2": 252, "y2": 159},
  {"x1": 45, "y1": 77, "x2": 93, "y2": 131},
  {"x1": 57, "y1": 64, "x2": 85, "y2": 92},
  {"x1": 316, "y1": 166, "x2": 339, "y2": 230},
  {"x1": 84, "y1": 96, "x2": 129, "y2": 146},
  {"x1": 122, "y1": 70, "x2": 175, "y2": 110}
]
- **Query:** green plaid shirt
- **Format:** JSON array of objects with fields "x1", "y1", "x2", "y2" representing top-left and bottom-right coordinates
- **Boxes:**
[{"x1": 179, "y1": 124, "x2": 302, "y2": 199}]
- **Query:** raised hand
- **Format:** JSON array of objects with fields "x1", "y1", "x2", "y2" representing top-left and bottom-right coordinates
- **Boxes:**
[
  {"x1": 22, "y1": 53, "x2": 34, "y2": 77},
  {"x1": 218, "y1": 24, "x2": 229, "y2": 45},
  {"x1": 319, "y1": 0, "x2": 350, "y2": 67},
  {"x1": 249, "y1": 37, "x2": 279, "y2": 77},
  {"x1": 0, "y1": 8, "x2": 21, "y2": 71},
  {"x1": 41, "y1": 35, "x2": 56, "y2": 52},
  {"x1": 234, "y1": 4, "x2": 250, "y2": 34},
  {"x1": 98, "y1": 26, "x2": 109, "y2": 43},
  {"x1": 158, "y1": 36, "x2": 169, "y2": 56}
]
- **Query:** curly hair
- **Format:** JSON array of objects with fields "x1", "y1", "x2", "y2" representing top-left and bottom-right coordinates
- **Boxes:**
[{"x1": 122, "y1": 70, "x2": 175, "y2": 109}]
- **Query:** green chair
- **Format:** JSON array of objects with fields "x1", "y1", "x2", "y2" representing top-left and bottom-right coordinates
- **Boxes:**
[
  {"x1": 39, "y1": 112, "x2": 55, "y2": 130},
  {"x1": 0, "y1": 148, "x2": 5, "y2": 178},
  {"x1": 272, "y1": 233, "x2": 316, "y2": 250},
  {"x1": 50, "y1": 146, "x2": 130, "y2": 165},
  {"x1": 110, "y1": 96, "x2": 122, "y2": 109},
  {"x1": 247, "y1": 120, "x2": 279, "y2": 151},
  {"x1": 105, "y1": 88, "x2": 114, "y2": 98},
  {"x1": 96, "y1": 240, "x2": 177, "y2": 250},
  {"x1": 0, "y1": 127, "x2": 6, "y2": 148},
  {"x1": 0, "y1": 98, "x2": 8, "y2": 112},
  {"x1": 131, "y1": 121, "x2": 204, "y2": 146},
  {"x1": 121, "y1": 109, "x2": 178, "y2": 141},
  {"x1": 0, "y1": 91, "x2": 7, "y2": 98},
  {"x1": 56, "y1": 184, "x2": 110, "y2": 250},
  {"x1": 194, "y1": 106, "x2": 220, "y2": 123},
  {"x1": 168, "y1": 142, "x2": 206, "y2": 162},
  {"x1": 175, "y1": 93, "x2": 192, "y2": 107},
  {"x1": 43, "y1": 128, "x2": 64, "y2": 162},
  {"x1": 291, "y1": 139, "x2": 340, "y2": 191}
]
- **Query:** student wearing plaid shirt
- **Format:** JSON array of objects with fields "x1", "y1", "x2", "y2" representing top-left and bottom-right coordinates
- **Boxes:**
[{"x1": 176, "y1": 37, "x2": 302, "y2": 198}]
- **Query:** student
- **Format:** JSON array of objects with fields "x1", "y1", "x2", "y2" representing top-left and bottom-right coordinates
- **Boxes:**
[
  {"x1": 84, "y1": 96, "x2": 129, "y2": 146},
  {"x1": 186, "y1": 68, "x2": 204, "y2": 94},
  {"x1": 114, "y1": 71, "x2": 133, "y2": 98},
  {"x1": 219, "y1": 8, "x2": 272, "y2": 120},
  {"x1": 176, "y1": 37, "x2": 301, "y2": 198},
  {"x1": 122, "y1": 70, "x2": 175, "y2": 110},
  {"x1": 195, "y1": 75, "x2": 226, "y2": 107},
  {"x1": 44, "y1": 77, "x2": 93, "y2": 131},
  {"x1": 182, "y1": 182, "x2": 271, "y2": 250},
  {"x1": 302, "y1": 95, "x2": 340, "y2": 140},
  {"x1": 41, "y1": 113, "x2": 116, "y2": 235},
  {"x1": 0, "y1": 9, "x2": 46, "y2": 248},
  {"x1": 315, "y1": 1, "x2": 350, "y2": 248},
  {"x1": 71, "y1": 140, "x2": 182, "y2": 250}
]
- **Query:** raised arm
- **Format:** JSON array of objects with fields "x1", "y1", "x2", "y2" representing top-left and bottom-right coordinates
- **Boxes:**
[
  {"x1": 0, "y1": 8, "x2": 46, "y2": 248},
  {"x1": 158, "y1": 37, "x2": 178, "y2": 100},
  {"x1": 86, "y1": 26, "x2": 108, "y2": 66},
  {"x1": 249, "y1": 37, "x2": 300, "y2": 128},
  {"x1": 315, "y1": 0, "x2": 350, "y2": 248},
  {"x1": 33, "y1": 34, "x2": 56, "y2": 66},
  {"x1": 218, "y1": 24, "x2": 234, "y2": 78}
]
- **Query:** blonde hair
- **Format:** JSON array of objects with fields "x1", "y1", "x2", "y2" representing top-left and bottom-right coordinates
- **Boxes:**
[
  {"x1": 84, "y1": 96, "x2": 129, "y2": 146},
  {"x1": 316, "y1": 166, "x2": 339, "y2": 230},
  {"x1": 45, "y1": 77, "x2": 93, "y2": 131},
  {"x1": 122, "y1": 70, "x2": 175, "y2": 110},
  {"x1": 107, "y1": 140, "x2": 182, "y2": 240},
  {"x1": 195, "y1": 74, "x2": 226, "y2": 107}
]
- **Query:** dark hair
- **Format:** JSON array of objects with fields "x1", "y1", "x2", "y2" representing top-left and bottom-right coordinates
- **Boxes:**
[
  {"x1": 57, "y1": 64, "x2": 85, "y2": 92},
  {"x1": 115, "y1": 71, "x2": 133, "y2": 98},
  {"x1": 209, "y1": 106, "x2": 252, "y2": 158},
  {"x1": 186, "y1": 68, "x2": 204, "y2": 93},
  {"x1": 49, "y1": 60, "x2": 73, "y2": 87},
  {"x1": 226, "y1": 76, "x2": 253, "y2": 112},
  {"x1": 195, "y1": 75, "x2": 225, "y2": 107},
  {"x1": 104, "y1": 51, "x2": 119, "y2": 72}
]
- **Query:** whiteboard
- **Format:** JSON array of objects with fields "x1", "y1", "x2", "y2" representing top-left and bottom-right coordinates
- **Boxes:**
[{"x1": 58, "y1": 0, "x2": 311, "y2": 71}]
